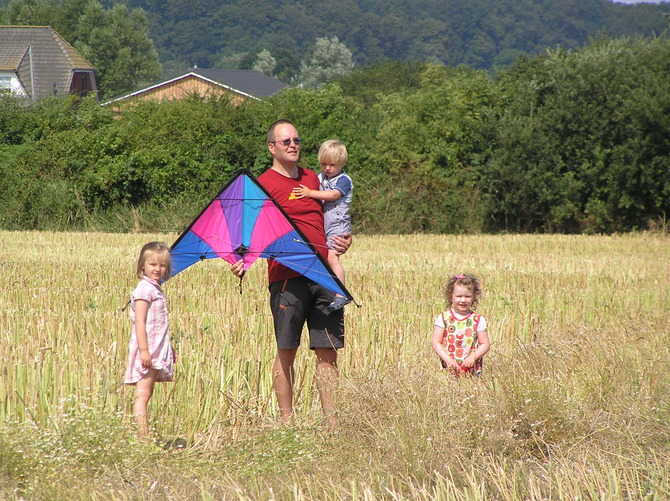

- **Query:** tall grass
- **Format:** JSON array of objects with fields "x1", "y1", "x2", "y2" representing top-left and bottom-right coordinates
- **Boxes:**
[{"x1": 0, "y1": 231, "x2": 668, "y2": 499}]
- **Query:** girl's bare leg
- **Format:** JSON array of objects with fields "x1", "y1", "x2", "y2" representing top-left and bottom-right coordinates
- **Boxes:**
[{"x1": 132, "y1": 368, "x2": 157, "y2": 439}]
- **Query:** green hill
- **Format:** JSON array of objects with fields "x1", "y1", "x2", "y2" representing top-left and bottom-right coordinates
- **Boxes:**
[{"x1": 124, "y1": 0, "x2": 669, "y2": 78}]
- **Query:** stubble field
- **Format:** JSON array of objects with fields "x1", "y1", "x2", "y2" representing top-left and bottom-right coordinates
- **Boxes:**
[{"x1": 1, "y1": 231, "x2": 669, "y2": 500}]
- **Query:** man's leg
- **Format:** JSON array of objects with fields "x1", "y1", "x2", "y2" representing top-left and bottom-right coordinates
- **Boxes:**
[
  {"x1": 273, "y1": 347, "x2": 298, "y2": 422},
  {"x1": 314, "y1": 347, "x2": 338, "y2": 427}
]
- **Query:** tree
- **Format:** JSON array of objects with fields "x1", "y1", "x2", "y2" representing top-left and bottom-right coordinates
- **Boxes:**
[
  {"x1": 252, "y1": 49, "x2": 277, "y2": 77},
  {"x1": 74, "y1": 3, "x2": 162, "y2": 98},
  {"x1": 0, "y1": 0, "x2": 61, "y2": 26},
  {"x1": 51, "y1": 0, "x2": 670, "y2": 76},
  {"x1": 299, "y1": 36, "x2": 354, "y2": 88},
  {"x1": 482, "y1": 37, "x2": 670, "y2": 233},
  {"x1": 337, "y1": 60, "x2": 428, "y2": 107}
]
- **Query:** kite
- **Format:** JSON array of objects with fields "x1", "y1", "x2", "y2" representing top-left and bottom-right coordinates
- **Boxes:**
[{"x1": 168, "y1": 169, "x2": 356, "y2": 304}]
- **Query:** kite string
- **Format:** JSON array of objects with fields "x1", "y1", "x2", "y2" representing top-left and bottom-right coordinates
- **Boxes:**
[{"x1": 292, "y1": 238, "x2": 330, "y2": 250}]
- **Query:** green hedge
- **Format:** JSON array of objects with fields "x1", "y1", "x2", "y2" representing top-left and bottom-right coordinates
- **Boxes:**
[{"x1": 1, "y1": 36, "x2": 669, "y2": 234}]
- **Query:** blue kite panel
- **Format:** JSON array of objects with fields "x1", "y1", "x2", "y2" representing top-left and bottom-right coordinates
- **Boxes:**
[
  {"x1": 262, "y1": 232, "x2": 347, "y2": 297},
  {"x1": 171, "y1": 231, "x2": 216, "y2": 277}
]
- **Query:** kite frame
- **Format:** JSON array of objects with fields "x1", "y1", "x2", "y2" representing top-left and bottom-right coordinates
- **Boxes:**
[{"x1": 169, "y1": 168, "x2": 357, "y2": 304}]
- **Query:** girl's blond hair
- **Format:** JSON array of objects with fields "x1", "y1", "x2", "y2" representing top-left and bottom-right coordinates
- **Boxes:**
[{"x1": 136, "y1": 241, "x2": 172, "y2": 280}]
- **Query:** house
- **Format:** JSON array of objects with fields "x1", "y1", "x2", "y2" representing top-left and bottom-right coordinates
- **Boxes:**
[
  {"x1": 0, "y1": 26, "x2": 97, "y2": 101},
  {"x1": 105, "y1": 68, "x2": 289, "y2": 106}
]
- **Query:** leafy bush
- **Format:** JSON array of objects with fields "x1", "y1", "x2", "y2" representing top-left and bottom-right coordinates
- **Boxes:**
[
  {"x1": 481, "y1": 36, "x2": 670, "y2": 233},
  {"x1": 1, "y1": 36, "x2": 670, "y2": 233}
]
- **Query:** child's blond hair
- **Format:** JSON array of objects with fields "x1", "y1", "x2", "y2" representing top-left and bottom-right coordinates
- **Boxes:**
[{"x1": 318, "y1": 139, "x2": 348, "y2": 165}]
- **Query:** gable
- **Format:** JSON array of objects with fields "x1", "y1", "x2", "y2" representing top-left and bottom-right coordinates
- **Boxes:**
[{"x1": 0, "y1": 26, "x2": 97, "y2": 100}]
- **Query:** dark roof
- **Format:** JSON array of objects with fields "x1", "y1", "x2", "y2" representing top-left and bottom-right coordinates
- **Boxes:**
[
  {"x1": 104, "y1": 68, "x2": 289, "y2": 105},
  {"x1": 190, "y1": 68, "x2": 289, "y2": 99},
  {"x1": 0, "y1": 26, "x2": 95, "y2": 100}
]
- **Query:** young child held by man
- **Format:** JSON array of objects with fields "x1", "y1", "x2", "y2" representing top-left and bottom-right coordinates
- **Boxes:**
[{"x1": 292, "y1": 139, "x2": 353, "y2": 312}]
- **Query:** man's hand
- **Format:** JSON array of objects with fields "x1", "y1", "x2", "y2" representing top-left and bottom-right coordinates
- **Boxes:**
[
  {"x1": 331, "y1": 233, "x2": 352, "y2": 256},
  {"x1": 230, "y1": 260, "x2": 245, "y2": 278}
]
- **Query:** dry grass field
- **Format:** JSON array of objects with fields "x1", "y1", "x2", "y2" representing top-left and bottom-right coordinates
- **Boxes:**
[{"x1": 1, "y1": 231, "x2": 669, "y2": 500}]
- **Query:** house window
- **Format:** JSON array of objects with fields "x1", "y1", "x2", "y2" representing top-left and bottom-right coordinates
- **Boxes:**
[{"x1": 0, "y1": 76, "x2": 12, "y2": 90}]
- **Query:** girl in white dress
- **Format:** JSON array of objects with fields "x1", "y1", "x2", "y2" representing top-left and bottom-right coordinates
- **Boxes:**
[{"x1": 431, "y1": 273, "x2": 490, "y2": 377}]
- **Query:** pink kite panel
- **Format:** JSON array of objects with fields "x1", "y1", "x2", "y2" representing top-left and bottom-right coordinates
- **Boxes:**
[{"x1": 191, "y1": 199, "x2": 236, "y2": 262}]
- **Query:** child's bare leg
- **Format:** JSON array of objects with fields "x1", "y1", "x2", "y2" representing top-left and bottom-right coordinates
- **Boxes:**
[
  {"x1": 326, "y1": 249, "x2": 350, "y2": 312},
  {"x1": 133, "y1": 369, "x2": 157, "y2": 438},
  {"x1": 327, "y1": 249, "x2": 345, "y2": 286}
]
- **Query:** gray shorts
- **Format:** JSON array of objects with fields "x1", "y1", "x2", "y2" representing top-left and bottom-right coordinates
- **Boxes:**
[
  {"x1": 324, "y1": 210, "x2": 351, "y2": 249},
  {"x1": 269, "y1": 277, "x2": 345, "y2": 350}
]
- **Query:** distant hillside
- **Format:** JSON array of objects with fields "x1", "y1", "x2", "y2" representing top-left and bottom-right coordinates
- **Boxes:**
[{"x1": 123, "y1": 0, "x2": 669, "y2": 79}]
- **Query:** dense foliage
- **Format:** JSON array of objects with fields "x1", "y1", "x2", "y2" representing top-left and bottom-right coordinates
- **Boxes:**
[
  {"x1": 1, "y1": 37, "x2": 669, "y2": 234},
  {"x1": 482, "y1": 37, "x2": 670, "y2": 232},
  {"x1": 121, "y1": 0, "x2": 669, "y2": 78}
]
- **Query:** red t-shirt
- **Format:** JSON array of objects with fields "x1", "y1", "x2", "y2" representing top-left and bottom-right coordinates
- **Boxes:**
[{"x1": 258, "y1": 167, "x2": 328, "y2": 283}]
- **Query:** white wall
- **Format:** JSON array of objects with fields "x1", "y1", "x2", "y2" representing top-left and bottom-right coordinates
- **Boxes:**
[{"x1": 0, "y1": 71, "x2": 28, "y2": 96}]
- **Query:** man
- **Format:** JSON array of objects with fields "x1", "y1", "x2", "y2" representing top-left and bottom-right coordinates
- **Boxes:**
[{"x1": 231, "y1": 119, "x2": 351, "y2": 425}]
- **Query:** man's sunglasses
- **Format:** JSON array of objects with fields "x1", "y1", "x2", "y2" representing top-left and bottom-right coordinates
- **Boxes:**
[{"x1": 271, "y1": 138, "x2": 302, "y2": 147}]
